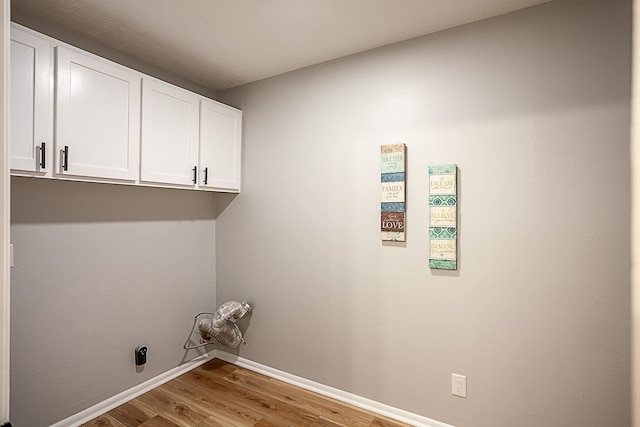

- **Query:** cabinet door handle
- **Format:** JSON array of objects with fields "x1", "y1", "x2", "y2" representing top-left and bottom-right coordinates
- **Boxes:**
[
  {"x1": 192, "y1": 166, "x2": 197, "y2": 184},
  {"x1": 203, "y1": 167, "x2": 208, "y2": 185},
  {"x1": 39, "y1": 142, "x2": 46, "y2": 169},
  {"x1": 62, "y1": 146, "x2": 69, "y2": 171}
]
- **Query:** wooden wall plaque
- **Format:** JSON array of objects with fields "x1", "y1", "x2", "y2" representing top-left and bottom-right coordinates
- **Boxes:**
[
  {"x1": 429, "y1": 164, "x2": 457, "y2": 269},
  {"x1": 381, "y1": 144, "x2": 406, "y2": 242}
]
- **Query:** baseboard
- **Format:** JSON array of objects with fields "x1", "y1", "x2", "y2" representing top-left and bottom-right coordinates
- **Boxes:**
[
  {"x1": 50, "y1": 351, "x2": 217, "y2": 427},
  {"x1": 216, "y1": 351, "x2": 455, "y2": 427}
]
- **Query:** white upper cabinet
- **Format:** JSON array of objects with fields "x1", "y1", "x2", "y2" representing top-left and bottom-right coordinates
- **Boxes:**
[
  {"x1": 10, "y1": 26, "x2": 53, "y2": 175},
  {"x1": 199, "y1": 99, "x2": 242, "y2": 192},
  {"x1": 9, "y1": 25, "x2": 241, "y2": 192},
  {"x1": 56, "y1": 46, "x2": 141, "y2": 181},
  {"x1": 141, "y1": 78, "x2": 200, "y2": 186}
]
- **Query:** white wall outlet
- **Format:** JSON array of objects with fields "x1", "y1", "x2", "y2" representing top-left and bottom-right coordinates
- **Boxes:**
[{"x1": 452, "y1": 373, "x2": 467, "y2": 398}]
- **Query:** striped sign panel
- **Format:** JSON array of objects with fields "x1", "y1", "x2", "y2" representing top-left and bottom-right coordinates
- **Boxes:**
[
  {"x1": 429, "y1": 164, "x2": 457, "y2": 270},
  {"x1": 381, "y1": 144, "x2": 406, "y2": 242}
]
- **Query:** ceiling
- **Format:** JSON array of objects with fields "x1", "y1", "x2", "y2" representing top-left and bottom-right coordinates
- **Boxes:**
[{"x1": 11, "y1": 0, "x2": 550, "y2": 91}]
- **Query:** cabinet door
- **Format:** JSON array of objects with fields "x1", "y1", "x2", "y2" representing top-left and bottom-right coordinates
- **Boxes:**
[
  {"x1": 141, "y1": 78, "x2": 199, "y2": 186},
  {"x1": 56, "y1": 46, "x2": 141, "y2": 181},
  {"x1": 199, "y1": 99, "x2": 242, "y2": 192},
  {"x1": 10, "y1": 27, "x2": 53, "y2": 175}
]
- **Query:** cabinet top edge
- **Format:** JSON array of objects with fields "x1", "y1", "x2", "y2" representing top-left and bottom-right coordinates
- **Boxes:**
[{"x1": 10, "y1": 22, "x2": 238, "y2": 111}]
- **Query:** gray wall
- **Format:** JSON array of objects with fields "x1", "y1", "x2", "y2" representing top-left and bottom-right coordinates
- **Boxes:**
[
  {"x1": 10, "y1": 178, "x2": 218, "y2": 426},
  {"x1": 216, "y1": 0, "x2": 631, "y2": 426}
]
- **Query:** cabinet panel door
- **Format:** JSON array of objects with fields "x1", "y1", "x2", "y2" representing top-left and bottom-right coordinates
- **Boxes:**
[
  {"x1": 141, "y1": 79, "x2": 199, "y2": 186},
  {"x1": 56, "y1": 47, "x2": 140, "y2": 181},
  {"x1": 199, "y1": 99, "x2": 242, "y2": 192},
  {"x1": 10, "y1": 27, "x2": 53, "y2": 175}
]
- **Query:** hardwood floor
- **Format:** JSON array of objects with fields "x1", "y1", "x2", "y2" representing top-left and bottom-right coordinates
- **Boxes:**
[{"x1": 82, "y1": 359, "x2": 415, "y2": 427}]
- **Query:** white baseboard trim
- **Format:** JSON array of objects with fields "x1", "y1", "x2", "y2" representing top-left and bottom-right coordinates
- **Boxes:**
[
  {"x1": 51, "y1": 351, "x2": 217, "y2": 427},
  {"x1": 216, "y1": 351, "x2": 455, "y2": 427},
  {"x1": 52, "y1": 349, "x2": 453, "y2": 427}
]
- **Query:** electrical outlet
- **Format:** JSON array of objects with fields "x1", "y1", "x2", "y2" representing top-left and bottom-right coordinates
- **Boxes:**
[{"x1": 452, "y1": 373, "x2": 467, "y2": 398}]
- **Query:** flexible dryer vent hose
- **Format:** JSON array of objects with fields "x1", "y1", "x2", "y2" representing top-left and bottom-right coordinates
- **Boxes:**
[{"x1": 197, "y1": 301, "x2": 253, "y2": 348}]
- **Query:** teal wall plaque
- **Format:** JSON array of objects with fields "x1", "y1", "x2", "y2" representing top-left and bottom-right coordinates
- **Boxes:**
[{"x1": 429, "y1": 164, "x2": 457, "y2": 270}]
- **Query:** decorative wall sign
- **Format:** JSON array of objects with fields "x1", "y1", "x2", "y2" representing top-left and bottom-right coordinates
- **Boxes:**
[
  {"x1": 429, "y1": 164, "x2": 457, "y2": 270},
  {"x1": 381, "y1": 144, "x2": 406, "y2": 242}
]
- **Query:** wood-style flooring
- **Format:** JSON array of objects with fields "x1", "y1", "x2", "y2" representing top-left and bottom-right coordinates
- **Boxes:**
[{"x1": 82, "y1": 359, "x2": 414, "y2": 427}]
